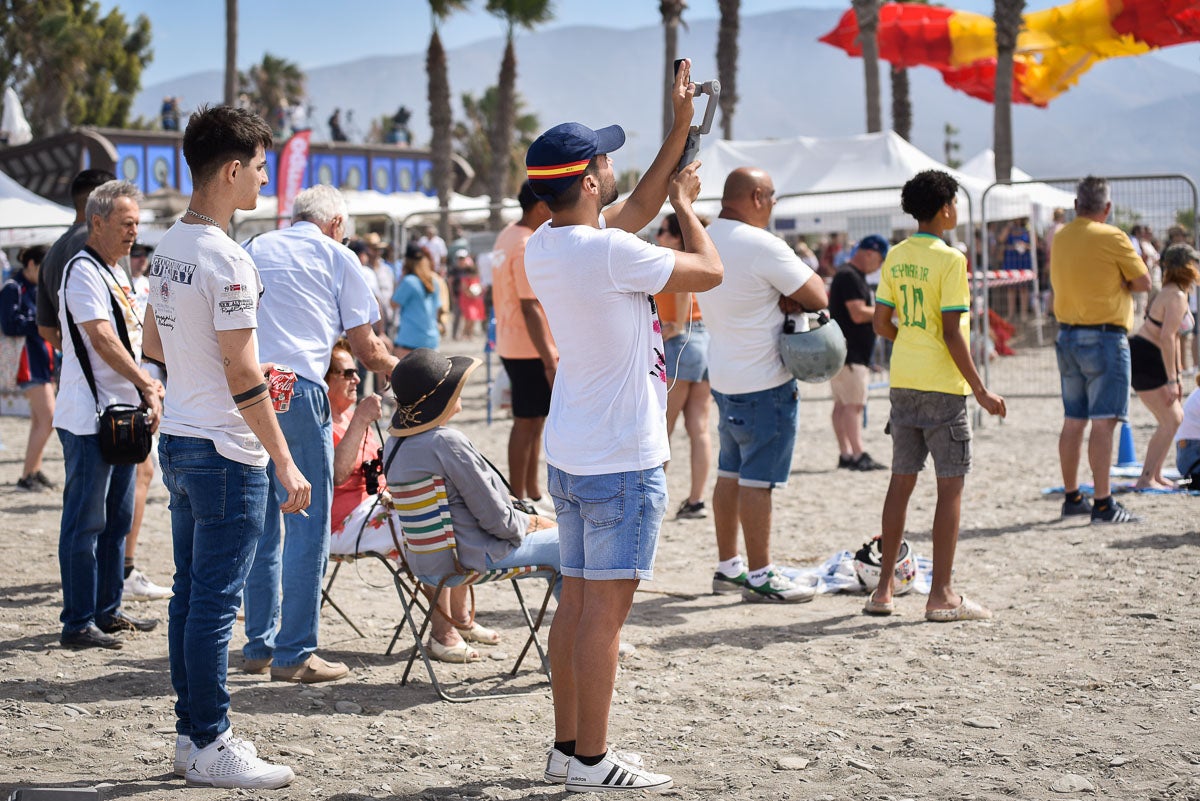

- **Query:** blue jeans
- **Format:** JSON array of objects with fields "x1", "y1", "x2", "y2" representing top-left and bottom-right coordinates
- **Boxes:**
[
  {"x1": 415, "y1": 528, "x2": 564, "y2": 599},
  {"x1": 485, "y1": 528, "x2": 563, "y2": 599},
  {"x1": 243, "y1": 377, "x2": 334, "y2": 668},
  {"x1": 549, "y1": 466, "x2": 668, "y2": 581},
  {"x1": 57, "y1": 429, "x2": 135, "y2": 635},
  {"x1": 1056, "y1": 327, "x2": 1131, "y2": 420},
  {"x1": 159, "y1": 434, "x2": 269, "y2": 749},
  {"x1": 664, "y1": 322, "x2": 710, "y2": 383},
  {"x1": 711, "y1": 380, "x2": 799, "y2": 488}
]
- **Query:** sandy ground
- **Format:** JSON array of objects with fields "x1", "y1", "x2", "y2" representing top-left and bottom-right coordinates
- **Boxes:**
[{"x1": 1, "y1": 341, "x2": 1198, "y2": 801}]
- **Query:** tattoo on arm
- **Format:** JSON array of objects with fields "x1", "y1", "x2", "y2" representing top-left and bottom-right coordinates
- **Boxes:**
[
  {"x1": 223, "y1": 357, "x2": 231, "y2": 367},
  {"x1": 233, "y1": 383, "x2": 269, "y2": 409}
]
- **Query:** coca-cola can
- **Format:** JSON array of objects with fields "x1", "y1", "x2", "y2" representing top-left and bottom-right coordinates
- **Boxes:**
[{"x1": 267, "y1": 365, "x2": 296, "y2": 413}]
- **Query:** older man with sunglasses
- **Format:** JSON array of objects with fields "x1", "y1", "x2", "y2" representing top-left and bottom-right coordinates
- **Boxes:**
[{"x1": 239, "y1": 184, "x2": 397, "y2": 684}]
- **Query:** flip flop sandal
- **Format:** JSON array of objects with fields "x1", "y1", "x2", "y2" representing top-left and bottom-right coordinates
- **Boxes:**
[
  {"x1": 456, "y1": 621, "x2": 502, "y2": 646},
  {"x1": 924, "y1": 595, "x2": 993, "y2": 622},
  {"x1": 863, "y1": 597, "x2": 895, "y2": 616},
  {"x1": 428, "y1": 638, "x2": 480, "y2": 663}
]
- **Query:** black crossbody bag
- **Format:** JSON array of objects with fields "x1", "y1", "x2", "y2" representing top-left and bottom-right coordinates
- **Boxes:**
[{"x1": 63, "y1": 251, "x2": 152, "y2": 465}]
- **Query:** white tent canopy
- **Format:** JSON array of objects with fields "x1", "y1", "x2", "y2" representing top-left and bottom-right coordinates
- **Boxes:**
[
  {"x1": 0, "y1": 168, "x2": 73, "y2": 248},
  {"x1": 688, "y1": 131, "x2": 1069, "y2": 235}
]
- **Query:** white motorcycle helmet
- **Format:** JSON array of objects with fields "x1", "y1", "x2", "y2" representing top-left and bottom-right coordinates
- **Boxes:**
[
  {"x1": 779, "y1": 310, "x2": 847, "y2": 384},
  {"x1": 853, "y1": 537, "x2": 917, "y2": 596}
]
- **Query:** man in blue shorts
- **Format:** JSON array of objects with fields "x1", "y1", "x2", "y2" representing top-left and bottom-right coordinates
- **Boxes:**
[
  {"x1": 523, "y1": 59, "x2": 723, "y2": 793},
  {"x1": 700, "y1": 167, "x2": 828, "y2": 602},
  {"x1": 1050, "y1": 176, "x2": 1150, "y2": 524}
]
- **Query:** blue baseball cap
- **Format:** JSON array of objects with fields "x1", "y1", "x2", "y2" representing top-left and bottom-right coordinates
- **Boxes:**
[
  {"x1": 526, "y1": 122, "x2": 626, "y2": 201},
  {"x1": 856, "y1": 234, "x2": 890, "y2": 257}
]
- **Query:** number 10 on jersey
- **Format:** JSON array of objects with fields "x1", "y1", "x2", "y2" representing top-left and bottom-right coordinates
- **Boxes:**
[{"x1": 898, "y1": 284, "x2": 926, "y2": 329}]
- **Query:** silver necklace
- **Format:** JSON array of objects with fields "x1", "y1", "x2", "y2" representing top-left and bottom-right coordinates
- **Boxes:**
[{"x1": 185, "y1": 208, "x2": 220, "y2": 226}]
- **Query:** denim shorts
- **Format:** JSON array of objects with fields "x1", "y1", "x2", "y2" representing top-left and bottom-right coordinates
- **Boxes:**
[
  {"x1": 712, "y1": 380, "x2": 799, "y2": 488},
  {"x1": 1055, "y1": 327, "x2": 1131, "y2": 420},
  {"x1": 664, "y1": 322, "x2": 709, "y2": 383},
  {"x1": 887, "y1": 389, "x2": 971, "y2": 478},
  {"x1": 548, "y1": 465, "x2": 667, "y2": 581},
  {"x1": 1176, "y1": 437, "x2": 1200, "y2": 479}
]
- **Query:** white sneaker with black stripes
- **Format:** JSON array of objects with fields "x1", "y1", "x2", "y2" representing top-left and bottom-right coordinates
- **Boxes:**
[
  {"x1": 565, "y1": 751, "x2": 672, "y2": 793},
  {"x1": 544, "y1": 746, "x2": 644, "y2": 783}
]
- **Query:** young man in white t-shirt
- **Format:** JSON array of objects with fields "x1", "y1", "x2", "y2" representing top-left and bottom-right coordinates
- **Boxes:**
[
  {"x1": 522, "y1": 60, "x2": 723, "y2": 793},
  {"x1": 141, "y1": 105, "x2": 310, "y2": 791},
  {"x1": 700, "y1": 167, "x2": 828, "y2": 603}
]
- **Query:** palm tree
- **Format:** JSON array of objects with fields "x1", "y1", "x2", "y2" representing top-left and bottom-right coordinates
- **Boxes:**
[
  {"x1": 239, "y1": 54, "x2": 305, "y2": 135},
  {"x1": 716, "y1": 0, "x2": 739, "y2": 139},
  {"x1": 224, "y1": 0, "x2": 237, "y2": 106},
  {"x1": 993, "y1": 0, "x2": 1026, "y2": 181},
  {"x1": 891, "y1": 65, "x2": 911, "y2": 141},
  {"x1": 453, "y1": 86, "x2": 540, "y2": 197},
  {"x1": 851, "y1": 0, "x2": 882, "y2": 133},
  {"x1": 660, "y1": 0, "x2": 687, "y2": 139},
  {"x1": 485, "y1": 0, "x2": 554, "y2": 228},
  {"x1": 428, "y1": 0, "x2": 470, "y2": 238}
]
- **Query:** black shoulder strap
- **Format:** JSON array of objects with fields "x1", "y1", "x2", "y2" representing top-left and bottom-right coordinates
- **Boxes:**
[
  {"x1": 63, "y1": 251, "x2": 138, "y2": 412},
  {"x1": 382, "y1": 433, "x2": 404, "y2": 476}
]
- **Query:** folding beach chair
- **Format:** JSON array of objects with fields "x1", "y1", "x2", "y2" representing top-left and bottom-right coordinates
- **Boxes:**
[
  {"x1": 321, "y1": 491, "x2": 415, "y2": 645},
  {"x1": 388, "y1": 475, "x2": 558, "y2": 703}
]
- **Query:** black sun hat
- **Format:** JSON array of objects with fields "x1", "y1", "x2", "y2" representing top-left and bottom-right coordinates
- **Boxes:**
[{"x1": 388, "y1": 349, "x2": 480, "y2": 437}]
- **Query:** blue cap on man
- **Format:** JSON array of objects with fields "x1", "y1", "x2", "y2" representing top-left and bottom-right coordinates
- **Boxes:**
[
  {"x1": 526, "y1": 122, "x2": 626, "y2": 201},
  {"x1": 855, "y1": 234, "x2": 890, "y2": 258}
]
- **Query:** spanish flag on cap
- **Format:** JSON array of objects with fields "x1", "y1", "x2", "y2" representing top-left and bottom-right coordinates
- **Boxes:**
[{"x1": 526, "y1": 121, "x2": 626, "y2": 201}]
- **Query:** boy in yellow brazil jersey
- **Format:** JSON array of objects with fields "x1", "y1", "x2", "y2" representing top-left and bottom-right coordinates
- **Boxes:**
[{"x1": 866, "y1": 170, "x2": 1006, "y2": 622}]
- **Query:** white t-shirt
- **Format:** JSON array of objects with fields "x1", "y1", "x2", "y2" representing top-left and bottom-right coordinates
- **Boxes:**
[
  {"x1": 150, "y1": 222, "x2": 268, "y2": 466},
  {"x1": 418, "y1": 234, "x2": 448, "y2": 270},
  {"x1": 700, "y1": 218, "x2": 816, "y2": 394},
  {"x1": 243, "y1": 221, "x2": 380, "y2": 387},
  {"x1": 524, "y1": 218, "x2": 675, "y2": 475},
  {"x1": 131, "y1": 273, "x2": 150, "y2": 321},
  {"x1": 1176, "y1": 388, "x2": 1200, "y2": 443},
  {"x1": 54, "y1": 248, "x2": 143, "y2": 436}
]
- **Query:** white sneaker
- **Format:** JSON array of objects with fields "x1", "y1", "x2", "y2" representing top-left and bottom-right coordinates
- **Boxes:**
[
  {"x1": 175, "y1": 733, "x2": 257, "y2": 777},
  {"x1": 174, "y1": 735, "x2": 190, "y2": 777},
  {"x1": 185, "y1": 730, "x2": 292, "y2": 789},
  {"x1": 565, "y1": 752, "x2": 671, "y2": 793},
  {"x1": 544, "y1": 747, "x2": 643, "y2": 783},
  {"x1": 741, "y1": 569, "x2": 816, "y2": 604},
  {"x1": 124, "y1": 568, "x2": 174, "y2": 601}
]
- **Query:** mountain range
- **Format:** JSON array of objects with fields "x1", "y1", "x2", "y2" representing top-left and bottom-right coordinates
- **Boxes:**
[{"x1": 132, "y1": 7, "x2": 1200, "y2": 183}]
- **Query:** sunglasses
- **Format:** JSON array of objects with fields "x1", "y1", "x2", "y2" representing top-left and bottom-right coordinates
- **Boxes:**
[
  {"x1": 330, "y1": 368, "x2": 358, "y2": 380},
  {"x1": 656, "y1": 227, "x2": 672, "y2": 236}
]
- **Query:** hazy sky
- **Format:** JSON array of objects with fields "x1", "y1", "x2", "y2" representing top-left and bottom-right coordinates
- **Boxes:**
[{"x1": 99, "y1": 0, "x2": 1200, "y2": 85}]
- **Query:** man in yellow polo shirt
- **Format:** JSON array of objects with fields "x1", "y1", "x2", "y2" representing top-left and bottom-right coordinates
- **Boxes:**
[{"x1": 1050, "y1": 176, "x2": 1150, "y2": 524}]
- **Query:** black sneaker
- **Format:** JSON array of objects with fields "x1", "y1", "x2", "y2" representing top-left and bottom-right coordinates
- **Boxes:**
[
  {"x1": 97, "y1": 611, "x2": 160, "y2": 634},
  {"x1": 33, "y1": 470, "x2": 56, "y2": 490},
  {"x1": 837, "y1": 455, "x2": 854, "y2": 469},
  {"x1": 675, "y1": 499, "x2": 707, "y2": 519},
  {"x1": 851, "y1": 452, "x2": 888, "y2": 471},
  {"x1": 1091, "y1": 499, "x2": 1140, "y2": 525},
  {"x1": 61, "y1": 624, "x2": 123, "y2": 650},
  {"x1": 1061, "y1": 494, "x2": 1092, "y2": 517},
  {"x1": 16, "y1": 475, "x2": 40, "y2": 492}
]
